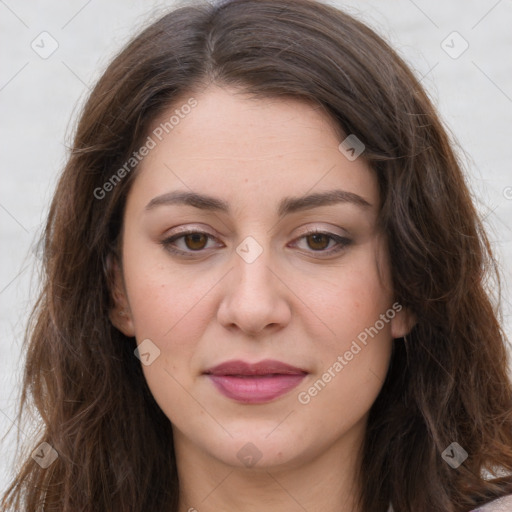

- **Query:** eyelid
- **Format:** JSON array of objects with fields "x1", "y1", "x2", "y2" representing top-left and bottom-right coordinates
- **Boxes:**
[{"x1": 294, "y1": 224, "x2": 350, "y2": 239}]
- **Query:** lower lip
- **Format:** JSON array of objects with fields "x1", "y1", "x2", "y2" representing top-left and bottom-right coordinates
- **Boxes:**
[{"x1": 207, "y1": 374, "x2": 306, "y2": 404}]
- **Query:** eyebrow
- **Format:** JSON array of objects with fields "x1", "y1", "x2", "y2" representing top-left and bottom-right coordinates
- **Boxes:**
[{"x1": 145, "y1": 189, "x2": 372, "y2": 215}]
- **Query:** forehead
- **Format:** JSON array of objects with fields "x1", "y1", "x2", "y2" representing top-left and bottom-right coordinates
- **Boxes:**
[{"x1": 127, "y1": 85, "x2": 379, "y2": 215}]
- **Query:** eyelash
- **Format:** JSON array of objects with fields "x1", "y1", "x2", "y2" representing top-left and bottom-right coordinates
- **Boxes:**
[{"x1": 160, "y1": 229, "x2": 352, "y2": 258}]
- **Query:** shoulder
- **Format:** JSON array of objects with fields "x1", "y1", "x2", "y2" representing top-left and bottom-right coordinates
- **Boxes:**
[{"x1": 471, "y1": 494, "x2": 512, "y2": 511}]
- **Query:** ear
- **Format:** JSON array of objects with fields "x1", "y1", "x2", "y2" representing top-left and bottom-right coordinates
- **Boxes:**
[
  {"x1": 390, "y1": 302, "x2": 416, "y2": 339},
  {"x1": 106, "y1": 253, "x2": 136, "y2": 337}
]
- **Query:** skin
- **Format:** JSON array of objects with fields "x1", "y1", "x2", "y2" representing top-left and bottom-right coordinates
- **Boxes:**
[{"x1": 110, "y1": 85, "x2": 415, "y2": 512}]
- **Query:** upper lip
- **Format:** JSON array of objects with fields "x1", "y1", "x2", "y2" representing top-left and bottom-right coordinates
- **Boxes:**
[{"x1": 204, "y1": 359, "x2": 308, "y2": 376}]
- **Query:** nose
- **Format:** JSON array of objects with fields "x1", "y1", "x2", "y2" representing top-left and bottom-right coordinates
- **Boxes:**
[{"x1": 216, "y1": 243, "x2": 292, "y2": 337}]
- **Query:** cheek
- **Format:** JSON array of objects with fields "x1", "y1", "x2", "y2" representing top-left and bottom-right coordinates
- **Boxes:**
[
  {"x1": 298, "y1": 248, "x2": 393, "y2": 412},
  {"x1": 122, "y1": 258, "x2": 214, "y2": 421},
  {"x1": 312, "y1": 251, "x2": 393, "y2": 349},
  {"x1": 298, "y1": 297, "x2": 393, "y2": 437},
  {"x1": 122, "y1": 250, "x2": 231, "y2": 388},
  {"x1": 123, "y1": 248, "x2": 212, "y2": 341}
]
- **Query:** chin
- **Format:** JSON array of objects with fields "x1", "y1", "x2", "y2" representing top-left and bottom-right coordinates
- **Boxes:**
[{"x1": 201, "y1": 426, "x2": 314, "y2": 471}]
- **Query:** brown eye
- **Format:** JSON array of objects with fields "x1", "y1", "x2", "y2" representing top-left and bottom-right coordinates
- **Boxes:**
[
  {"x1": 183, "y1": 233, "x2": 208, "y2": 251},
  {"x1": 291, "y1": 230, "x2": 352, "y2": 256},
  {"x1": 306, "y1": 233, "x2": 331, "y2": 251},
  {"x1": 161, "y1": 230, "x2": 220, "y2": 256}
]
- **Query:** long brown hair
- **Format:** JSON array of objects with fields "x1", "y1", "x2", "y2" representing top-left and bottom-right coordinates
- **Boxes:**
[{"x1": 2, "y1": 0, "x2": 511, "y2": 510}]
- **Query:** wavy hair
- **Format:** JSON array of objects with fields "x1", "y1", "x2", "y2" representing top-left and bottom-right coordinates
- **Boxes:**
[{"x1": 2, "y1": 0, "x2": 511, "y2": 510}]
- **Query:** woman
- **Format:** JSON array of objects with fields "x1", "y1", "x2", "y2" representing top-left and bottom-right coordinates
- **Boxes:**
[{"x1": 1, "y1": 0, "x2": 511, "y2": 510}]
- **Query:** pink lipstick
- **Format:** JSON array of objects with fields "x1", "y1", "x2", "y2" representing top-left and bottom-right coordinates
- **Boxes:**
[{"x1": 204, "y1": 359, "x2": 307, "y2": 404}]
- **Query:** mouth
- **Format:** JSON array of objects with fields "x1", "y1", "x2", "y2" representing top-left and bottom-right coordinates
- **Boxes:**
[{"x1": 203, "y1": 359, "x2": 308, "y2": 404}]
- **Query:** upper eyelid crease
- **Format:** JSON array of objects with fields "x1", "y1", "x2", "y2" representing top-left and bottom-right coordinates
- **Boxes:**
[{"x1": 145, "y1": 189, "x2": 372, "y2": 214}]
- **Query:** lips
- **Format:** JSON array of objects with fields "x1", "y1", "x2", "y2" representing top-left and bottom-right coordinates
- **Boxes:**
[{"x1": 203, "y1": 359, "x2": 308, "y2": 404}]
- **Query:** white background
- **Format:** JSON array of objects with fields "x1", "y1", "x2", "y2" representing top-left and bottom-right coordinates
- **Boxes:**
[{"x1": 1, "y1": 0, "x2": 511, "y2": 494}]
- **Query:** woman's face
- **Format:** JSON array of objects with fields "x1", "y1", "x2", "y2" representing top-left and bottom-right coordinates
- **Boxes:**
[{"x1": 112, "y1": 85, "x2": 413, "y2": 471}]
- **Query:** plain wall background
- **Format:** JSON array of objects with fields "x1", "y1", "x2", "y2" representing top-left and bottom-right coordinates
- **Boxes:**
[{"x1": 1, "y1": 0, "x2": 511, "y2": 494}]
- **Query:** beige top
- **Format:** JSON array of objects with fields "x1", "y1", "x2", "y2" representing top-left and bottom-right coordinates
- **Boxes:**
[
  {"x1": 472, "y1": 494, "x2": 512, "y2": 511},
  {"x1": 387, "y1": 495, "x2": 512, "y2": 511}
]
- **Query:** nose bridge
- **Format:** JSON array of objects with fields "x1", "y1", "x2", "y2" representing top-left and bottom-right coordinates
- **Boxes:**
[
  {"x1": 233, "y1": 234, "x2": 277, "y2": 302},
  {"x1": 217, "y1": 234, "x2": 291, "y2": 335}
]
